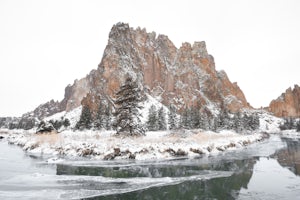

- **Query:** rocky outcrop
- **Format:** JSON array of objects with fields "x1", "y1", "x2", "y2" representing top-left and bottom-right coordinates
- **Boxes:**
[
  {"x1": 81, "y1": 22, "x2": 250, "y2": 114},
  {"x1": 27, "y1": 100, "x2": 62, "y2": 119},
  {"x1": 9, "y1": 22, "x2": 251, "y2": 124},
  {"x1": 60, "y1": 73, "x2": 95, "y2": 112},
  {"x1": 269, "y1": 85, "x2": 300, "y2": 117}
]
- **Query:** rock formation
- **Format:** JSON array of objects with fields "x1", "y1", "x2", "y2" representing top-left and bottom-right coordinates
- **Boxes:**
[
  {"x1": 10, "y1": 22, "x2": 251, "y2": 123},
  {"x1": 80, "y1": 22, "x2": 250, "y2": 115},
  {"x1": 269, "y1": 85, "x2": 300, "y2": 117}
]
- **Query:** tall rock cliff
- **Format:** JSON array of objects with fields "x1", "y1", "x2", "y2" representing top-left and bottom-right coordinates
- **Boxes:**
[
  {"x1": 17, "y1": 22, "x2": 251, "y2": 121},
  {"x1": 80, "y1": 22, "x2": 250, "y2": 114},
  {"x1": 269, "y1": 85, "x2": 300, "y2": 117}
]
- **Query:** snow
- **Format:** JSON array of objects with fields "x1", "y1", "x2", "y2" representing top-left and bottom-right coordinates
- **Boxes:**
[
  {"x1": 0, "y1": 100, "x2": 288, "y2": 162},
  {"x1": 1, "y1": 128, "x2": 267, "y2": 161},
  {"x1": 139, "y1": 94, "x2": 169, "y2": 124},
  {"x1": 43, "y1": 106, "x2": 82, "y2": 129},
  {"x1": 256, "y1": 110, "x2": 283, "y2": 133},
  {"x1": 279, "y1": 129, "x2": 300, "y2": 139}
]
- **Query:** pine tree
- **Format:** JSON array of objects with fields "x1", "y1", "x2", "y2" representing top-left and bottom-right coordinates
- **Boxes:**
[
  {"x1": 180, "y1": 108, "x2": 190, "y2": 129},
  {"x1": 63, "y1": 118, "x2": 70, "y2": 127},
  {"x1": 297, "y1": 120, "x2": 300, "y2": 132},
  {"x1": 249, "y1": 114, "x2": 260, "y2": 130},
  {"x1": 105, "y1": 105, "x2": 112, "y2": 130},
  {"x1": 190, "y1": 109, "x2": 201, "y2": 129},
  {"x1": 75, "y1": 106, "x2": 92, "y2": 130},
  {"x1": 233, "y1": 112, "x2": 243, "y2": 132},
  {"x1": 94, "y1": 102, "x2": 106, "y2": 130},
  {"x1": 158, "y1": 106, "x2": 167, "y2": 130},
  {"x1": 168, "y1": 105, "x2": 177, "y2": 130},
  {"x1": 147, "y1": 105, "x2": 158, "y2": 131},
  {"x1": 114, "y1": 76, "x2": 145, "y2": 136},
  {"x1": 199, "y1": 112, "x2": 209, "y2": 130}
]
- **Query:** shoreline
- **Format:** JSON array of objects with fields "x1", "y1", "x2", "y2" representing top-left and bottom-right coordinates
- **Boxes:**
[{"x1": 0, "y1": 129, "x2": 270, "y2": 162}]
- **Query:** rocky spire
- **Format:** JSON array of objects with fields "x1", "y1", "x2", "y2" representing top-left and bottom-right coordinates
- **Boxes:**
[
  {"x1": 21, "y1": 22, "x2": 251, "y2": 120},
  {"x1": 80, "y1": 22, "x2": 250, "y2": 115},
  {"x1": 269, "y1": 84, "x2": 300, "y2": 117}
]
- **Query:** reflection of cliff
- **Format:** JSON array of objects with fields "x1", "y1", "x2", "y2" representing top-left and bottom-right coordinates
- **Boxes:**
[
  {"x1": 70, "y1": 158, "x2": 256, "y2": 200},
  {"x1": 273, "y1": 138, "x2": 300, "y2": 176}
]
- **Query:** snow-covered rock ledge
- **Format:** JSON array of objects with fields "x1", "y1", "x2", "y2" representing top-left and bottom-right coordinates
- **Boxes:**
[{"x1": 0, "y1": 129, "x2": 269, "y2": 161}]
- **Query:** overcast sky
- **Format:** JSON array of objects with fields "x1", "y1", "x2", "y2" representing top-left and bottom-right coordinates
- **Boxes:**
[{"x1": 0, "y1": 0, "x2": 300, "y2": 117}]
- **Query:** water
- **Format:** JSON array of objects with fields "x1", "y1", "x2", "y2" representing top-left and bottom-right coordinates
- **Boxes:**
[{"x1": 0, "y1": 135, "x2": 300, "y2": 199}]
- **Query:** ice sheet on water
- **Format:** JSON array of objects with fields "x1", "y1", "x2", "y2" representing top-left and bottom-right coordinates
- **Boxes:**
[{"x1": 0, "y1": 170, "x2": 233, "y2": 200}]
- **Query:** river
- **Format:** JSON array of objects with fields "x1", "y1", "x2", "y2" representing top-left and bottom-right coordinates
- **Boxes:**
[{"x1": 0, "y1": 135, "x2": 300, "y2": 200}]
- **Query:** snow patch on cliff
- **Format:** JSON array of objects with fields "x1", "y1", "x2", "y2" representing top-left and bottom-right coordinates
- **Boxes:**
[{"x1": 43, "y1": 106, "x2": 82, "y2": 129}]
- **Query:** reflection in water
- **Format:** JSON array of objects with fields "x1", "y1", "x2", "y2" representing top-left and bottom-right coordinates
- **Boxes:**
[
  {"x1": 238, "y1": 157, "x2": 300, "y2": 200},
  {"x1": 57, "y1": 158, "x2": 257, "y2": 200},
  {"x1": 272, "y1": 137, "x2": 300, "y2": 176},
  {"x1": 2, "y1": 135, "x2": 300, "y2": 199}
]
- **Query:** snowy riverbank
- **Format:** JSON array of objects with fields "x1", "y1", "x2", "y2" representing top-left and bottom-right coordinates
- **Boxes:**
[{"x1": 0, "y1": 129, "x2": 269, "y2": 161}]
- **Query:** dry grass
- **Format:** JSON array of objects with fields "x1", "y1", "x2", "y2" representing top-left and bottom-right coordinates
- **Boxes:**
[
  {"x1": 34, "y1": 132, "x2": 62, "y2": 145},
  {"x1": 0, "y1": 130, "x2": 9, "y2": 134},
  {"x1": 189, "y1": 132, "x2": 237, "y2": 144}
]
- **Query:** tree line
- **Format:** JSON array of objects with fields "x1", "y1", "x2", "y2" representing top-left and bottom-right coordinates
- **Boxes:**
[
  {"x1": 75, "y1": 76, "x2": 260, "y2": 135},
  {"x1": 279, "y1": 117, "x2": 300, "y2": 132},
  {"x1": 146, "y1": 106, "x2": 260, "y2": 132}
]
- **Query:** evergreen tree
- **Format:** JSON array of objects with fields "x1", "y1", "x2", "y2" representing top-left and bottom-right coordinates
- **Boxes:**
[
  {"x1": 49, "y1": 119, "x2": 63, "y2": 130},
  {"x1": 75, "y1": 106, "x2": 92, "y2": 130},
  {"x1": 168, "y1": 105, "x2": 177, "y2": 130},
  {"x1": 147, "y1": 105, "x2": 158, "y2": 131},
  {"x1": 297, "y1": 120, "x2": 300, "y2": 132},
  {"x1": 199, "y1": 112, "x2": 209, "y2": 130},
  {"x1": 94, "y1": 102, "x2": 106, "y2": 130},
  {"x1": 280, "y1": 117, "x2": 295, "y2": 130},
  {"x1": 211, "y1": 117, "x2": 218, "y2": 132},
  {"x1": 63, "y1": 118, "x2": 70, "y2": 127},
  {"x1": 190, "y1": 109, "x2": 201, "y2": 129},
  {"x1": 233, "y1": 112, "x2": 243, "y2": 132},
  {"x1": 105, "y1": 105, "x2": 112, "y2": 130},
  {"x1": 180, "y1": 108, "x2": 190, "y2": 129},
  {"x1": 249, "y1": 114, "x2": 260, "y2": 130},
  {"x1": 158, "y1": 106, "x2": 167, "y2": 130},
  {"x1": 114, "y1": 76, "x2": 145, "y2": 136}
]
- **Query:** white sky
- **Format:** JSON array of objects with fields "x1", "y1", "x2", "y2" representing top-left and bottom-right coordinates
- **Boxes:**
[{"x1": 0, "y1": 0, "x2": 300, "y2": 117}]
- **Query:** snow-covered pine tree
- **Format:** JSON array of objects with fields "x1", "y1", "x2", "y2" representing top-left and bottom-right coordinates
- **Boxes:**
[
  {"x1": 63, "y1": 118, "x2": 70, "y2": 127},
  {"x1": 249, "y1": 113, "x2": 260, "y2": 130},
  {"x1": 297, "y1": 120, "x2": 300, "y2": 132},
  {"x1": 147, "y1": 105, "x2": 158, "y2": 131},
  {"x1": 104, "y1": 105, "x2": 112, "y2": 130},
  {"x1": 190, "y1": 109, "x2": 200, "y2": 129},
  {"x1": 75, "y1": 106, "x2": 92, "y2": 130},
  {"x1": 94, "y1": 102, "x2": 106, "y2": 130},
  {"x1": 180, "y1": 108, "x2": 190, "y2": 129},
  {"x1": 233, "y1": 112, "x2": 243, "y2": 132},
  {"x1": 114, "y1": 76, "x2": 145, "y2": 136},
  {"x1": 168, "y1": 105, "x2": 177, "y2": 130},
  {"x1": 199, "y1": 112, "x2": 209, "y2": 130},
  {"x1": 158, "y1": 106, "x2": 167, "y2": 130}
]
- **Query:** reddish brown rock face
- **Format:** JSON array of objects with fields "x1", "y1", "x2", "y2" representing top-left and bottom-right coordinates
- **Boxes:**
[
  {"x1": 77, "y1": 22, "x2": 250, "y2": 114},
  {"x1": 269, "y1": 85, "x2": 300, "y2": 117},
  {"x1": 27, "y1": 22, "x2": 251, "y2": 119}
]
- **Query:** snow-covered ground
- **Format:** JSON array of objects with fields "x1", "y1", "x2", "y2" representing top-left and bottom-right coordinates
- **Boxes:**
[
  {"x1": 0, "y1": 129, "x2": 268, "y2": 162},
  {"x1": 279, "y1": 129, "x2": 300, "y2": 139},
  {"x1": 0, "y1": 96, "x2": 289, "y2": 162}
]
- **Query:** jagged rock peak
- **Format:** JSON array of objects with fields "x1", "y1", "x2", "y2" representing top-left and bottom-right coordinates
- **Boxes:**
[
  {"x1": 110, "y1": 22, "x2": 130, "y2": 34},
  {"x1": 269, "y1": 84, "x2": 300, "y2": 117},
  {"x1": 16, "y1": 22, "x2": 251, "y2": 122},
  {"x1": 82, "y1": 22, "x2": 250, "y2": 114},
  {"x1": 193, "y1": 41, "x2": 208, "y2": 57}
]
